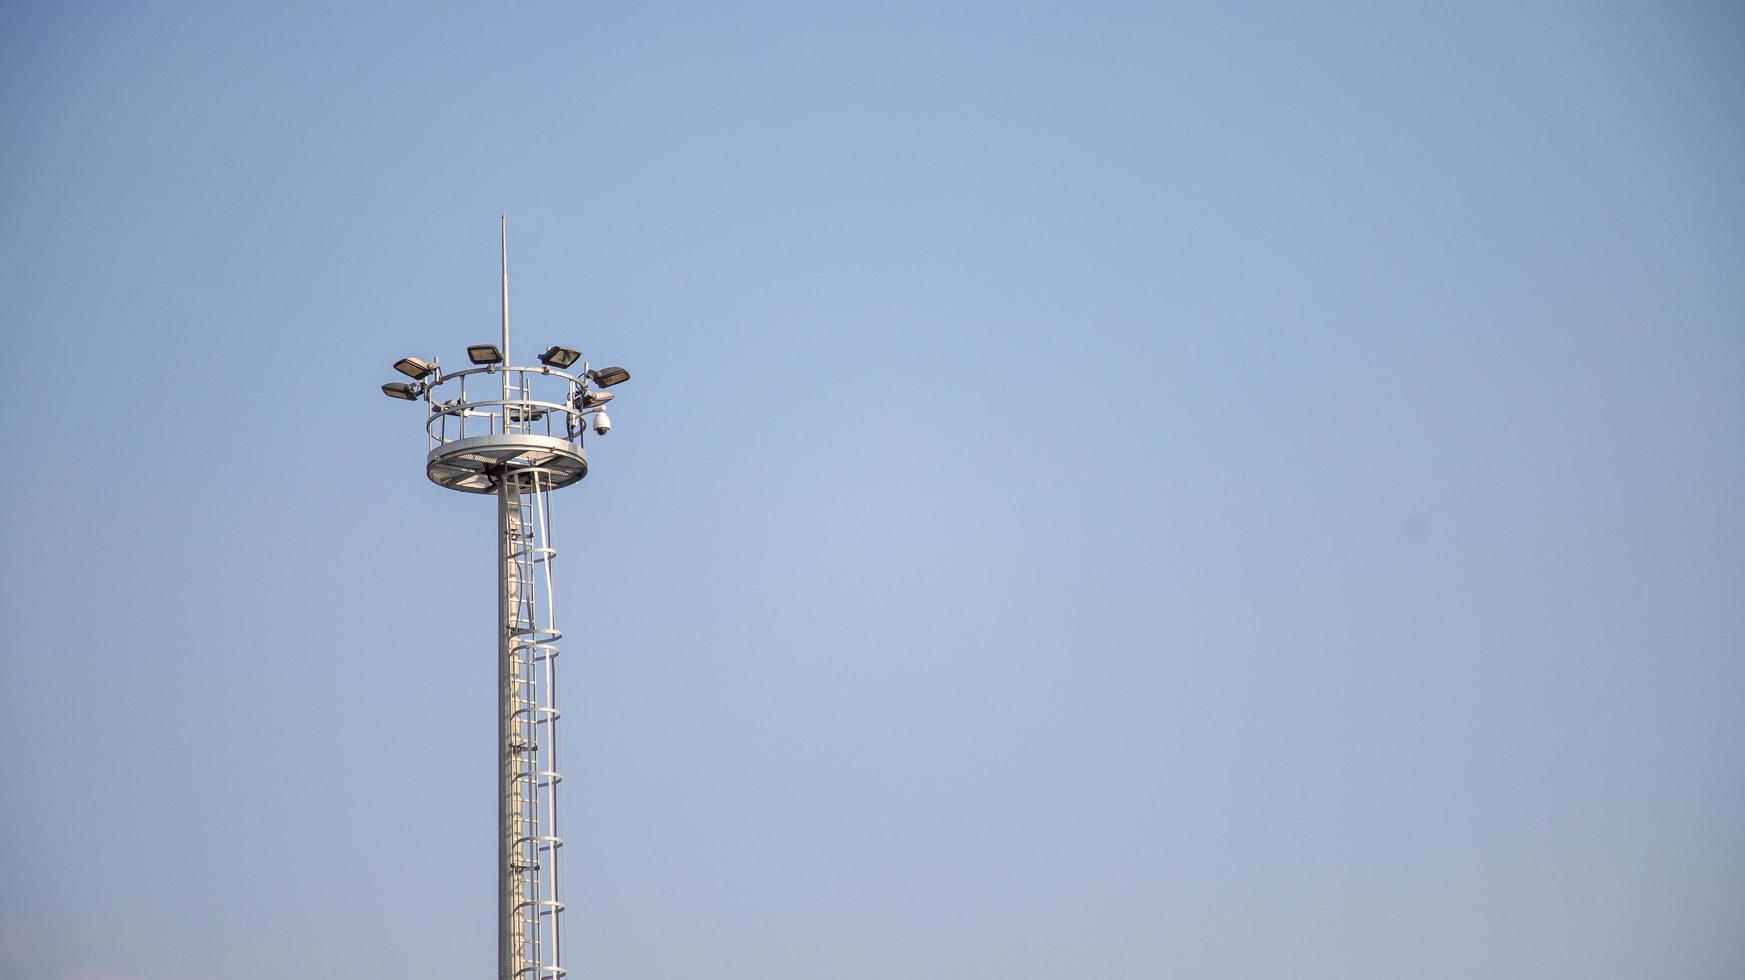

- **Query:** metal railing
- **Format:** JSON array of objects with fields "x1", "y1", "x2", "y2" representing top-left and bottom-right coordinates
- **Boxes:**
[{"x1": 421, "y1": 365, "x2": 591, "y2": 448}]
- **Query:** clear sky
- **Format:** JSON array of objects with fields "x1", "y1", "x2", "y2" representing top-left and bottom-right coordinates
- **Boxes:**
[{"x1": 1, "y1": 3, "x2": 1741, "y2": 978}]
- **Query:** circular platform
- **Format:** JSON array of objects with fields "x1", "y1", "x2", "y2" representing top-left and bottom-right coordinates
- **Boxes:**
[{"x1": 426, "y1": 434, "x2": 589, "y2": 493}]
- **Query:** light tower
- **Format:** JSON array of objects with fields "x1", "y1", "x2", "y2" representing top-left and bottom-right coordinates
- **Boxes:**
[{"x1": 383, "y1": 217, "x2": 631, "y2": 980}]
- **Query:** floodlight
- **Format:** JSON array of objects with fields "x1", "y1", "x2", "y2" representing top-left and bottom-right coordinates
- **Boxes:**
[
  {"x1": 578, "y1": 390, "x2": 614, "y2": 409},
  {"x1": 587, "y1": 366, "x2": 631, "y2": 387},
  {"x1": 393, "y1": 356, "x2": 435, "y2": 379},
  {"x1": 468, "y1": 344, "x2": 504, "y2": 365},
  {"x1": 539, "y1": 346, "x2": 581, "y2": 368},
  {"x1": 382, "y1": 382, "x2": 421, "y2": 400}
]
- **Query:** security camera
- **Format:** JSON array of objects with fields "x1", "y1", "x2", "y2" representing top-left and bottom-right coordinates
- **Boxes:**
[{"x1": 591, "y1": 411, "x2": 611, "y2": 436}]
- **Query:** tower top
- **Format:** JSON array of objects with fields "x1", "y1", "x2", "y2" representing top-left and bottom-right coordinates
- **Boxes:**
[{"x1": 380, "y1": 218, "x2": 632, "y2": 493}]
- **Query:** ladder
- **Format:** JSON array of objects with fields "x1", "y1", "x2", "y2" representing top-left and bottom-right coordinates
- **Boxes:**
[{"x1": 502, "y1": 467, "x2": 566, "y2": 980}]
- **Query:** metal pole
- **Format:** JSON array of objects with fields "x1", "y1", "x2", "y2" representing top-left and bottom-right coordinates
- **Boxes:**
[
  {"x1": 498, "y1": 213, "x2": 516, "y2": 980},
  {"x1": 498, "y1": 480, "x2": 515, "y2": 980},
  {"x1": 501, "y1": 214, "x2": 511, "y2": 430},
  {"x1": 388, "y1": 218, "x2": 611, "y2": 980}
]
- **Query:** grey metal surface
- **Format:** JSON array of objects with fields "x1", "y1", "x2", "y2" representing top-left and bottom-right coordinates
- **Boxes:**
[{"x1": 427, "y1": 434, "x2": 588, "y2": 493}]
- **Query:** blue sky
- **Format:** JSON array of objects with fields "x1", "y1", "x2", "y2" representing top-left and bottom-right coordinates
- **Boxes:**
[{"x1": 1, "y1": 3, "x2": 1741, "y2": 978}]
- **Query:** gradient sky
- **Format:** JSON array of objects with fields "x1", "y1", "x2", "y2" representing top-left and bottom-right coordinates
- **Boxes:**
[{"x1": 2, "y1": 3, "x2": 1742, "y2": 978}]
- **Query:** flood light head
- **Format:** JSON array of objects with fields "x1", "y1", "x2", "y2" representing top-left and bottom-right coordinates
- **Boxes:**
[
  {"x1": 393, "y1": 356, "x2": 435, "y2": 379},
  {"x1": 579, "y1": 390, "x2": 614, "y2": 409},
  {"x1": 382, "y1": 381, "x2": 422, "y2": 400},
  {"x1": 468, "y1": 344, "x2": 504, "y2": 365},
  {"x1": 539, "y1": 345, "x2": 581, "y2": 368},
  {"x1": 587, "y1": 366, "x2": 631, "y2": 388}
]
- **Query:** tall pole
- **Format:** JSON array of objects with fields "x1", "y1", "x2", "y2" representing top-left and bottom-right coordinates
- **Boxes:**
[
  {"x1": 498, "y1": 214, "x2": 516, "y2": 980},
  {"x1": 500, "y1": 214, "x2": 511, "y2": 420},
  {"x1": 498, "y1": 480, "x2": 516, "y2": 980},
  {"x1": 385, "y1": 217, "x2": 625, "y2": 980}
]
